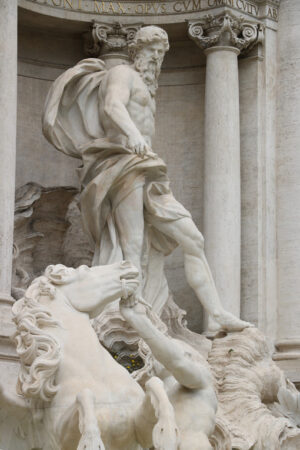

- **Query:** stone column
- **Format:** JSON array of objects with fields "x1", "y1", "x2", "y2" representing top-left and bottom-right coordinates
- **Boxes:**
[
  {"x1": 0, "y1": 0, "x2": 18, "y2": 357},
  {"x1": 189, "y1": 14, "x2": 263, "y2": 328},
  {"x1": 84, "y1": 22, "x2": 142, "y2": 68}
]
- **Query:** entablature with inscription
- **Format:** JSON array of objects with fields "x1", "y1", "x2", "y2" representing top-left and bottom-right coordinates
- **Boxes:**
[{"x1": 19, "y1": 0, "x2": 281, "y2": 27}]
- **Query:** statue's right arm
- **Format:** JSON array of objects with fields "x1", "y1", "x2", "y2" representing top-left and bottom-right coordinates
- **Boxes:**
[
  {"x1": 102, "y1": 66, "x2": 150, "y2": 155},
  {"x1": 120, "y1": 300, "x2": 212, "y2": 390}
]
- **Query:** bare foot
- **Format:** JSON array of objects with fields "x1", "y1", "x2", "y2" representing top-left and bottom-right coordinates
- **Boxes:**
[{"x1": 213, "y1": 310, "x2": 254, "y2": 332}]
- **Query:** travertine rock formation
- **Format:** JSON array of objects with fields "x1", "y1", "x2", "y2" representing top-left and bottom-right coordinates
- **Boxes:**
[
  {"x1": 12, "y1": 183, "x2": 92, "y2": 300},
  {"x1": 208, "y1": 328, "x2": 300, "y2": 449}
]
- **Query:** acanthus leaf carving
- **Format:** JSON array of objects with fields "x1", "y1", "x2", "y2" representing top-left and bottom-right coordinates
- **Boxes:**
[
  {"x1": 83, "y1": 21, "x2": 142, "y2": 59},
  {"x1": 188, "y1": 13, "x2": 264, "y2": 53}
]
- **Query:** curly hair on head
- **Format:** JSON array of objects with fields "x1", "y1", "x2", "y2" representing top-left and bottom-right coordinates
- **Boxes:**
[{"x1": 128, "y1": 26, "x2": 169, "y2": 60}]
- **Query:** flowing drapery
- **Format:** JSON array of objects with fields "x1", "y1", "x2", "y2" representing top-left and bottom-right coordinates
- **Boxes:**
[{"x1": 43, "y1": 58, "x2": 190, "y2": 314}]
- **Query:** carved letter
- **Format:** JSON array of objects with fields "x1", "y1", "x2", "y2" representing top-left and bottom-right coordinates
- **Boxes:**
[
  {"x1": 183, "y1": 0, "x2": 191, "y2": 11},
  {"x1": 117, "y1": 2, "x2": 125, "y2": 13},
  {"x1": 64, "y1": 0, "x2": 74, "y2": 8},
  {"x1": 236, "y1": 0, "x2": 244, "y2": 10},
  {"x1": 192, "y1": 0, "x2": 201, "y2": 11},
  {"x1": 135, "y1": 3, "x2": 144, "y2": 13},
  {"x1": 268, "y1": 7, "x2": 278, "y2": 20},
  {"x1": 173, "y1": 1, "x2": 183, "y2": 12},
  {"x1": 94, "y1": 0, "x2": 102, "y2": 12},
  {"x1": 152, "y1": 3, "x2": 160, "y2": 13},
  {"x1": 94, "y1": 0, "x2": 100, "y2": 12},
  {"x1": 107, "y1": 2, "x2": 116, "y2": 13}
]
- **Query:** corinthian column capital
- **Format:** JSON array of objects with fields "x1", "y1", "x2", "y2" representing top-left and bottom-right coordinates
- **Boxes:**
[
  {"x1": 84, "y1": 21, "x2": 142, "y2": 60},
  {"x1": 188, "y1": 13, "x2": 264, "y2": 53}
]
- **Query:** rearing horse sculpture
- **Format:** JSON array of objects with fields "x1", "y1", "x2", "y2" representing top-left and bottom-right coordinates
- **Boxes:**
[{"x1": 11, "y1": 262, "x2": 180, "y2": 450}]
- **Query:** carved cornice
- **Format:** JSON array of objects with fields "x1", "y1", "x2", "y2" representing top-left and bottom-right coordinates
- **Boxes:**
[
  {"x1": 84, "y1": 22, "x2": 142, "y2": 60},
  {"x1": 188, "y1": 12, "x2": 264, "y2": 53},
  {"x1": 254, "y1": 0, "x2": 281, "y2": 6}
]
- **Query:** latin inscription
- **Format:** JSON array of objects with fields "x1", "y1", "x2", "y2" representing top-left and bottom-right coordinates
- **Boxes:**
[{"x1": 25, "y1": 0, "x2": 279, "y2": 20}]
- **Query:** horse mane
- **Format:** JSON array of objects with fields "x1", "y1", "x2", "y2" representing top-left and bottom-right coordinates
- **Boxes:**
[{"x1": 12, "y1": 265, "x2": 73, "y2": 404}]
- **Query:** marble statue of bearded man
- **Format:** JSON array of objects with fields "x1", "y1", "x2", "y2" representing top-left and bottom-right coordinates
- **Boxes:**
[{"x1": 42, "y1": 26, "x2": 251, "y2": 331}]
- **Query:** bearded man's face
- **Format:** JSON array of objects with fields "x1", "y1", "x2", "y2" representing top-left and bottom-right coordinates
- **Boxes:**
[{"x1": 134, "y1": 41, "x2": 165, "y2": 95}]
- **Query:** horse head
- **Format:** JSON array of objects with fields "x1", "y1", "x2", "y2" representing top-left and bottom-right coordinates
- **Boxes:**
[
  {"x1": 45, "y1": 261, "x2": 139, "y2": 318},
  {"x1": 12, "y1": 261, "x2": 139, "y2": 406}
]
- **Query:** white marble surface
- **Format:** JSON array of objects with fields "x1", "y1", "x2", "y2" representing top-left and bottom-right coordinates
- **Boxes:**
[
  {"x1": 203, "y1": 46, "x2": 241, "y2": 322},
  {"x1": 16, "y1": 28, "x2": 205, "y2": 331},
  {"x1": 2, "y1": 265, "x2": 300, "y2": 450},
  {"x1": 42, "y1": 25, "x2": 252, "y2": 333},
  {"x1": 5, "y1": 263, "x2": 217, "y2": 449}
]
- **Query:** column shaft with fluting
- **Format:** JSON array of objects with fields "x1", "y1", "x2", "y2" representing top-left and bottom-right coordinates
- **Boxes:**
[
  {"x1": 0, "y1": 0, "x2": 18, "y2": 350},
  {"x1": 204, "y1": 46, "x2": 241, "y2": 317}
]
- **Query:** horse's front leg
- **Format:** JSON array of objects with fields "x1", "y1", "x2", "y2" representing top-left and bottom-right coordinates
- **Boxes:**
[
  {"x1": 135, "y1": 376, "x2": 180, "y2": 450},
  {"x1": 76, "y1": 388, "x2": 105, "y2": 450}
]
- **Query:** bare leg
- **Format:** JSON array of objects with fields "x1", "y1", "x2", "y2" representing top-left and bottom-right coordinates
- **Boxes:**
[
  {"x1": 115, "y1": 187, "x2": 144, "y2": 296},
  {"x1": 134, "y1": 376, "x2": 180, "y2": 450},
  {"x1": 151, "y1": 217, "x2": 252, "y2": 331},
  {"x1": 76, "y1": 388, "x2": 105, "y2": 450}
]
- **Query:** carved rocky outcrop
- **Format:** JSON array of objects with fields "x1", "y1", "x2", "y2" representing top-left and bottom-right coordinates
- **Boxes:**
[
  {"x1": 12, "y1": 183, "x2": 93, "y2": 300},
  {"x1": 208, "y1": 328, "x2": 300, "y2": 449}
]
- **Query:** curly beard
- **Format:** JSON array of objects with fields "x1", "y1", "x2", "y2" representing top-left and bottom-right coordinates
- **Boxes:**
[{"x1": 134, "y1": 54, "x2": 162, "y2": 96}]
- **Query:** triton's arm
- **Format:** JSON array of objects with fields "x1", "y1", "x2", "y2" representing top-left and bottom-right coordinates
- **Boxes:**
[{"x1": 120, "y1": 298, "x2": 213, "y2": 390}]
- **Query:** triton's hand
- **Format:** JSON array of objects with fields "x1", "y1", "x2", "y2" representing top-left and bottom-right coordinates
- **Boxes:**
[
  {"x1": 120, "y1": 294, "x2": 139, "y2": 308},
  {"x1": 119, "y1": 295, "x2": 151, "y2": 321}
]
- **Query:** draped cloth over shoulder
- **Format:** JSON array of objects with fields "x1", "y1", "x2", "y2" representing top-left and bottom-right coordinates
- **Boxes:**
[
  {"x1": 42, "y1": 58, "x2": 190, "y2": 314},
  {"x1": 43, "y1": 58, "x2": 107, "y2": 158}
]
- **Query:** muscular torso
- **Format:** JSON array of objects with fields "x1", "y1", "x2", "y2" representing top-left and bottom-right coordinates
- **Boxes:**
[
  {"x1": 99, "y1": 64, "x2": 156, "y2": 147},
  {"x1": 164, "y1": 376, "x2": 217, "y2": 439}
]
